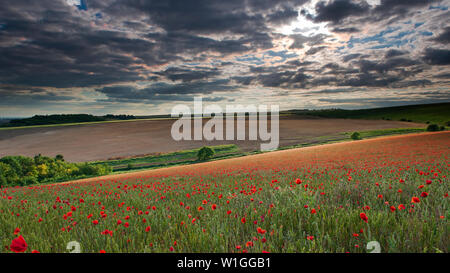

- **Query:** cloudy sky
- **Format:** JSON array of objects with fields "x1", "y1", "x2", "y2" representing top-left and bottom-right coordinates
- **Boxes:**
[{"x1": 0, "y1": 0, "x2": 449, "y2": 117}]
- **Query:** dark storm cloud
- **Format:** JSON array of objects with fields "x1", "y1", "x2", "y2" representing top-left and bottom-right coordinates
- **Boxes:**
[
  {"x1": 342, "y1": 54, "x2": 362, "y2": 62},
  {"x1": 0, "y1": 0, "x2": 310, "y2": 90},
  {"x1": 306, "y1": 46, "x2": 327, "y2": 55},
  {"x1": 372, "y1": 0, "x2": 442, "y2": 21},
  {"x1": 356, "y1": 58, "x2": 420, "y2": 74},
  {"x1": 431, "y1": 26, "x2": 450, "y2": 44},
  {"x1": 265, "y1": 7, "x2": 299, "y2": 25},
  {"x1": 0, "y1": 1, "x2": 165, "y2": 88},
  {"x1": 331, "y1": 27, "x2": 360, "y2": 33},
  {"x1": 96, "y1": 79, "x2": 238, "y2": 103},
  {"x1": 305, "y1": 0, "x2": 442, "y2": 25},
  {"x1": 433, "y1": 72, "x2": 450, "y2": 79},
  {"x1": 248, "y1": 49, "x2": 428, "y2": 89},
  {"x1": 156, "y1": 67, "x2": 221, "y2": 83},
  {"x1": 232, "y1": 76, "x2": 255, "y2": 86},
  {"x1": 0, "y1": 85, "x2": 79, "y2": 106},
  {"x1": 247, "y1": 65, "x2": 311, "y2": 88},
  {"x1": 384, "y1": 49, "x2": 407, "y2": 58},
  {"x1": 308, "y1": 0, "x2": 370, "y2": 24},
  {"x1": 422, "y1": 48, "x2": 450, "y2": 65}
]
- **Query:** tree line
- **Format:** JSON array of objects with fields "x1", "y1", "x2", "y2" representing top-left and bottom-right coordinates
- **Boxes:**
[{"x1": 1, "y1": 114, "x2": 137, "y2": 127}]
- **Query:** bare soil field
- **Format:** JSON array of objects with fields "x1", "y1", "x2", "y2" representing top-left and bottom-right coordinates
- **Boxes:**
[{"x1": 0, "y1": 116, "x2": 424, "y2": 162}]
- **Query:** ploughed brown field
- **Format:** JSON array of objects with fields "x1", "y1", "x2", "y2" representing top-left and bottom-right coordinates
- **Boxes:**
[{"x1": 0, "y1": 116, "x2": 424, "y2": 162}]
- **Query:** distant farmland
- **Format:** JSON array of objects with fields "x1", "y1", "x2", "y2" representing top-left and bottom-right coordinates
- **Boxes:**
[{"x1": 0, "y1": 115, "x2": 424, "y2": 162}]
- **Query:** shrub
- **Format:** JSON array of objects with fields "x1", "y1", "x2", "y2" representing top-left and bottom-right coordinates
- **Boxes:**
[
  {"x1": 197, "y1": 146, "x2": 215, "y2": 161},
  {"x1": 446, "y1": 121, "x2": 450, "y2": 126},
  {"x1": 0, "y1": 155, "x2": 112, "y2": 186},
  {"x1": 350, "y1": 132, "x2": 362, "y2": 140},
  {"x1": 426, "y1": 124, "x2": 440, "y2": 132}
]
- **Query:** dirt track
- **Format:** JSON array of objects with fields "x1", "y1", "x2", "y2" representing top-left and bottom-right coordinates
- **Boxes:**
[
  {"x1": 0, "y1": 116, "x2": 424, "y2": 162},
  {"x1": 56, "y1": 131, "x2": 450, "y2": 186}
]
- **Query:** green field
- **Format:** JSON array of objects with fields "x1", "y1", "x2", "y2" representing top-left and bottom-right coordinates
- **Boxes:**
[
  {"x1": 92, "y1": 145, "x2": 242, "y2": 172},
  {"x1": 288, "y1": 102, "x2": 450, "y2": 125}
]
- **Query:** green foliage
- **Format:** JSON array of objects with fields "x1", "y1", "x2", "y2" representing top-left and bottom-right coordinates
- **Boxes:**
[
  {"x1": 197, "y1": 146, "x2": 215, "y2": 161},
  {"x1": 0, "y1": 155, "x2": 112, "y2": 187},
  {"x1": 426, "y1": 124, "x2": 440, "y2": 132},
  {"x1": 350, "y1": 132, "x2": 362, "y2": 140},
  {"x1": 95, "y1": 144, "x2": 239, "y2": 171}
]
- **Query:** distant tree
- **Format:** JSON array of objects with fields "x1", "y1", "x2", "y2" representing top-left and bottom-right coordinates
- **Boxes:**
[
  {"x1": 426, "y1": 124, "x2": 440, "y2": 132},
  {"x1": 351, "y1": 132, "x2": 362, "y2": 140},
  {"x1": 197, "y1": 146, "x2": 215, "y2": 161},
  {"x1": 55, "y1": 154, "x2": 65, "y2": 161}
]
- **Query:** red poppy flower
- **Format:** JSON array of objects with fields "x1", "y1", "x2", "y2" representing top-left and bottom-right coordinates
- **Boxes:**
[
  {"x1": 241, "y1": 217, "x2": 246, "y2": 224},
  {"x1": 360, "y1": 213, "x2": 368, "y2": 223},
  {"x1": 13, "y1": 228, "x2": 20, "y2": 235},
  {"x1": 420, "y1": 192, "x2": 428, "y2": 198},
  {"x1": 411, "y1": 197, "x2": 420, "y2": 203},
  {"x1": 211, "y1": 204, "x2": 217, "y2": 210},
  {"x1": 10, "y1": 235, "x2": 27, "y2": 253}
]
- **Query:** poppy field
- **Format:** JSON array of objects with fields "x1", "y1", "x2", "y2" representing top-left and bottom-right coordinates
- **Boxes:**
[{"x1": 1, "y1": 132, "x2": 448, "y2": 253}]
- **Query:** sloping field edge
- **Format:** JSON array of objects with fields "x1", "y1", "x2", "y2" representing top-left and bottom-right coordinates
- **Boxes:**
[{"x1": 53, "y1": 131, "x2": 449, "y2": 186}]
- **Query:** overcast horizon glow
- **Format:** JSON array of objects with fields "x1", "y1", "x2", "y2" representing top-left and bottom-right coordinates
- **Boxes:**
[{"x1": 0, "y1": 0, "x2": 449, "y2": 117}]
